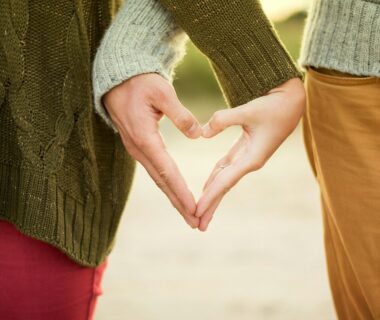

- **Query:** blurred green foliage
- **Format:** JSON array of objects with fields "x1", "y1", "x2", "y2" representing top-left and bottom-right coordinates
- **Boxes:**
[{"x1": 173, "y1": 11, "x2": 307, "y2": 116}]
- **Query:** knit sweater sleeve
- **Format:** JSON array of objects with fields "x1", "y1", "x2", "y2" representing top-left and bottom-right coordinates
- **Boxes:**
[
  {"x1": 92, "y1": 0, "x2": 188, "y2": 133},
  {"x1": 158, "y1": 0, "x2": 303, "y2": 107}
]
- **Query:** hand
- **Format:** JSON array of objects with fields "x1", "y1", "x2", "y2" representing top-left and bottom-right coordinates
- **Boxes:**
[
  {"x1": 103, "y1": 73, "x2": 202, "y2": 228},
  {"x1": 196, "y1": 77, "x2": 306, "y2": 231}
]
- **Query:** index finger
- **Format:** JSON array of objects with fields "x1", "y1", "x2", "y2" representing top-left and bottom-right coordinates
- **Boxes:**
[
  {"x1": 196, "y1": 159, "x2": 252, "y2": 224},
  {"x1": 138, "y1": 132, "x2": 197, "y2": 217}
]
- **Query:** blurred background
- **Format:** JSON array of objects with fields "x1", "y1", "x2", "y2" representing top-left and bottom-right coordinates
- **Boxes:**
[{"x1": 96, "y1": 1, "x2": 336, "y2": 319}]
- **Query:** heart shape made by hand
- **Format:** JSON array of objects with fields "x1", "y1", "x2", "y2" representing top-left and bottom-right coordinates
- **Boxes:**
[{"x1": 103, "y1": 74, "x2": 305, "y2": 232}]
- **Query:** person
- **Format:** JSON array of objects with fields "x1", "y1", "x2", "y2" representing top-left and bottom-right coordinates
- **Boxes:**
[
  {"x1": 93, "y1": 0, "x2": 305, "y2": 232},
  {"x1": 0, "y1": 0, "x2": 304, "y2": 319},
  {"x1": 298, "y1": 1, "x2": 380, "y2": 318},
  {"x1": 99, "y1": 0, "x2": 380, "y2": 318}
]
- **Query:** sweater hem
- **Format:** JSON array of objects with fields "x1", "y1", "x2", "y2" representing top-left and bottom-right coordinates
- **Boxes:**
[
  {"x1": 298, "y1": 60, "x2": 380, "y2": 78},
  {"x1": 0, "y1": 162, "x2": 115, "y2": 267},
  {"x1": 299, "y1": 0, "x2": 380, "y2": 78},
  {"x1": 0, "y1": 216, "x2": 111, "y2": 267}
]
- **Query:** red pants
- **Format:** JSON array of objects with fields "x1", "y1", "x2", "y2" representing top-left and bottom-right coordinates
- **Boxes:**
[{"x1": 0, "y1": 220, "x2": 108, "y2": 320}]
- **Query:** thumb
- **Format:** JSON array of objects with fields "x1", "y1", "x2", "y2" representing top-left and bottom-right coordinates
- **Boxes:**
[
  {"x1": 202, "y1": 107, "x2": 247, "y2": 138},
  {"x1": 158, "y1": 89, "x2": 202, "y2": 139}
]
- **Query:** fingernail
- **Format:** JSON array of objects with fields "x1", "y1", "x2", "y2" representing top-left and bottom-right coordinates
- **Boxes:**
[
  {"x1": 202, "y1": 124, "x2": 211, "y2": 138},
  {"x1": 188, "y1": 123, "x2": 201, "y2": 137},
  {"x1": 199, "y1": 225, "x2": 207, "y2": 232},
  {"x1": 195, "y1": 211, "x2": 202, "y2": 218}
]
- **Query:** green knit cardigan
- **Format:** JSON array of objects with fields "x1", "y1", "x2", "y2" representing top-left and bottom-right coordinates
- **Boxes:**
[{"x1": 0, "y1": 0, "x2": 301, "y2": 266}]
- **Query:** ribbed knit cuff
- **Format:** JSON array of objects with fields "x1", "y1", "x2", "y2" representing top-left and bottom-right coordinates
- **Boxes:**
[
  {"x1": 158, "y1": 0, "x2": 303, "y2": 107},
  {"x1": 92, "y1": 0, "x2": 188, "y2": 133},
  {"x1": 299, "y1": 0, "x2": 380, "y2": 77}
]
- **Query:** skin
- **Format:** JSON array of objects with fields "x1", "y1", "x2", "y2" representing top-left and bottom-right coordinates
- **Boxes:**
[
  {"x1": 103, "y1": 73, "x2": 306, "y2": 231},
  {"x1": 197, "y1": 77, "x2": 306, "y2": 231},
  {"x1": 103, "y1": 73, "x2": 202, "y2": 228}
]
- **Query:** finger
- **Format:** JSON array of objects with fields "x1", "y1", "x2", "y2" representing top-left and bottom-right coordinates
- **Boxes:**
[
  {"x1": 201, "y1": 133, "x2": 269, "y2": 207},
  {"x1": 196, "y1": 160, "x2": 252, "y2": 218},
  {"x1": 202, "y1": 162, "x2": 228, "y2": 194},
  {"x1": 137, "y1": 149, "x2": 200, "y2": 228},
  {"x1": 198, "y1": 199, "x2": 221, "y2": 232},
  {"x1": 117, "y1": 126, "x2": 199, "y2": 228},
  {"x1": 137, "y1": 132, "x2": 198, "y2": 217},
  {"x1": 202, "y1": 135, "x2": 246, "y2": 193},
  {"x1": 156, "y1": 89, "x2": 202, "y2": 139},
  {"x1": 203, "y1": 134, "x2": 246, "y2": 191},
  {"x1": 202, "y1": 106, "x2": 249, "y2": 138}
]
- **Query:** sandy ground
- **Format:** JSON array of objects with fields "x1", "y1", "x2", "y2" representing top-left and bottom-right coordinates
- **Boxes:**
[{"x1": 95, "y1": 118, "x2": 336, "y2": 320}]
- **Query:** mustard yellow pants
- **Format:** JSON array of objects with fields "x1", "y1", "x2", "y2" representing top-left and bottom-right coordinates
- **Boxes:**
[{"x1": 303, "y1": 67, "x2": 380, "y2": 319}]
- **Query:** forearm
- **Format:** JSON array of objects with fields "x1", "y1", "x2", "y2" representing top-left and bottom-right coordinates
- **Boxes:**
[
  {"x1": 158, "y1": 0, "x2": 302, "y2": 107},
  {"x1": 92, "y1": 0, "x2": 188, "y2": 132}
]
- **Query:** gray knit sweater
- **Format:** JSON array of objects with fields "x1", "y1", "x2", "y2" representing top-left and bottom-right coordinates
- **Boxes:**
[
  {"x1": 92, "y1": 0, "x2": 188, "y2": 132},
  {"x1": 93, "y1": 0, "x2": 380, "y2": 132},
  {"x1": 299, "y1": 0, "x2": 380, "y2": 77}
]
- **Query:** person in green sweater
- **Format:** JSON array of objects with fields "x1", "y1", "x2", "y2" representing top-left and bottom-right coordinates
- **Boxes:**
[
  {"x1": 96, "y1": 0, "x2": 380, "y2": 319},
  {"x1": 0, "y1": 0, "x2": 304, "y2": 318}
]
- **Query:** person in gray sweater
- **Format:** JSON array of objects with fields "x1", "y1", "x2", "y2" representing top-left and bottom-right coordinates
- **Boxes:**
[
  {"x1": 93, "y1": 0, "x2": 380, "y2": 318},
  {"x1": 299, "y1": 0, "x2": 380, "y2": 318}
]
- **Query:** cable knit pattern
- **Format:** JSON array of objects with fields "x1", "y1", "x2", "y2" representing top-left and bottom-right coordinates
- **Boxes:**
[
  {"x1": 299, "y1": 0, "x2": 380, "y2": 76},
  {"x1": 92, "y1": 0, "x2": 188, "y2": 133},
  {"x1": 0, "y1": 0, "x2": 136, "y2": 267},
  {"x1": 1, "y1": 0, "x2": 301, "y2": 267}
]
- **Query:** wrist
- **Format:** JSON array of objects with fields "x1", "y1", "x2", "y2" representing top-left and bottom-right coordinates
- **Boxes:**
[{"x1": 91, "y1": 0, "x2": 188, "y2": 132}]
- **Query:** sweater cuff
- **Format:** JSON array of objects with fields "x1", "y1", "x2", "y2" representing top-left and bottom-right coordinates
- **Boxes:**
[
  {"x1": 158, "y1": 0, "x2": 303, "y2": 107},
  {"x1": 209, "y1": 23, "x2": 303, "y2": 107},
  {"x1": 92, "y1": 0, "x2": 188, "y2": 133},
  {"x1": 92, "y1": 54, "x2": 172, "y2": 133}
]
